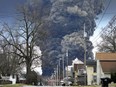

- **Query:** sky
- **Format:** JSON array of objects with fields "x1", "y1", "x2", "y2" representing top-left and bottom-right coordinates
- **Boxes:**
[
  {"x1": 0, "y1": 0, "x2": 26, "y2": 23},
  {"x1": 90, "y1": 0, "x2": 116, "y2": 56}
]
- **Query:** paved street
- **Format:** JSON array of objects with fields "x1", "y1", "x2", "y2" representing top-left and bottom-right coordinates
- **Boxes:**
[
  {"x1": 23, "y1": 86, "x2": 39, "y2": 87},
  {"x1": 23, "y1": 86, "x2": 41, "y2": 87},
  {"x1": 23, "y1": 86, "x2": 61, "y2": 87},
  {"x1": 0, "y1": 84, "x2": 115, "y2": 87}
]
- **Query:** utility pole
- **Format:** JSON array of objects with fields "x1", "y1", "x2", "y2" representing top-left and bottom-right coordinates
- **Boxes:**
[
  {"x1": 62, "y1": 55, "x2": 65, "y2": 79},
  {"x1": 54, "y1": 70, "x2": 57, "y2": 86},
  {"x1": 66, "y1": 49, "x2": 68, "y2": 79},
  {"x1": 84, "y1": 23, "x2": 87, "y2": 85},
  {"x1": 57, "y1": 65, "x2": 58, "y2": 86},
  {"x1": 59, "y1": 58, "x2": 61, "y2": 84}
]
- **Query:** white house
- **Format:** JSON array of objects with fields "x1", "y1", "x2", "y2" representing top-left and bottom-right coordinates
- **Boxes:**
[
  {"x1": 1, "y1": 75, "x2": 16, "y2": 84},
  {"x1": 96, "y1": 53, "x2": 116, "y2": 85},
  {"x1": 86, "y1": 59, "x2": 97, "y2": 85}
]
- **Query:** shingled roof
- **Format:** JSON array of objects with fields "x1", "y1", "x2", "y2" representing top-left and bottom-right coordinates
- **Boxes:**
[
  {"x1": 96, "y1": 53, "x2": 116, "y2": 73},
  {"x1": 96, "y1": 53, "x2": 116, "y2": 60}
]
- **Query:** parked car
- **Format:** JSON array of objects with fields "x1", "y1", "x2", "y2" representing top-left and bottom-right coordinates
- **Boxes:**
[{"x1": 60, "y1": 77, "x2": 73, "y2": 86}]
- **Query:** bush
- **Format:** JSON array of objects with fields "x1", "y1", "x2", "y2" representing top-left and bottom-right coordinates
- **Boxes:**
[
  {"x1": 26, "y1": 71, "x2": 38, "y2": 85},
  {"x1": 111, "y1": 73, "x2": 116, "y2": 83},
  {"x1": 0, "y1": 80, "x2": 12, "y2": 84}
]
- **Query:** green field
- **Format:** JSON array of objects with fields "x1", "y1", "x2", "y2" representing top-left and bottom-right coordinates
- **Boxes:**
[{"x1": 0, "y1": 84, "x2": 26, "y2": 87}]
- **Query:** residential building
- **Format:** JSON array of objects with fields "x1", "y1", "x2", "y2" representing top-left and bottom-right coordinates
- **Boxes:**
[
  {"x1": 65, "y1": 58, "x2": 96, "y2": 85},
  {"x1": 96, "y1": 53, "x2": 116, "y2": 85},
  {"x1": 65, "y1": 65, "x2": 73, "y2": 77},
  {"x1": 1, "y1": 75, "x2": 16, "y2": 84},
  {"x1": 86, "y1": 59, "x2": 97, "y2": 85}
]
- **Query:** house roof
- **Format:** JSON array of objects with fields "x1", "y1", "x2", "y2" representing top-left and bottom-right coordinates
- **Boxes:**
[
  {"x1": 96, "y1": 53, "x2": 116, "y2": 60},
  {"x1": 86, "y1": 59, "x2": 96, "y2": 66},
  {"x1": 100, "y1": 61, "x2": 116, "y2": 73},
  {"x1": 96, "y1": 53, "x2": 116, "y2": 73},
  {"x1": 72, "y1": 58, "x2": 84, "y2": 64}
]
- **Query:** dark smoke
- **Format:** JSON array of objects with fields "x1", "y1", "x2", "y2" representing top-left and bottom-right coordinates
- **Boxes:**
[{"x1": 32, "y1": 0, "x2": 104, "y2": 76}]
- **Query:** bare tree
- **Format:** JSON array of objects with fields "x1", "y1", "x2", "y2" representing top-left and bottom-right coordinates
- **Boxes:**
[
  {"x1": 0, "y1": 2, "x2": 47, "y2": 84},
  {"x1": 97, "y1": 15, "x2": 116, "y2": 52},
  {"x1": 0, "y1": 41, "x2": 21, "y2": 76}
]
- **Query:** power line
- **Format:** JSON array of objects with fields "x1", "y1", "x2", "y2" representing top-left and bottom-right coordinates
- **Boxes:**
[
  {"x1": 91, "y1": 0, "x2": 112, "y2": 43},
  {"x1": 93, "y1": 15, "x2": 116, "y2": 52},
  {"x1": 96, "y1": 23, "x2": 116, "y2": 49}
]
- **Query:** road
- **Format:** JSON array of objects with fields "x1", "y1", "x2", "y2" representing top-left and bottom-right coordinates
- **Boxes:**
[
  {"x1": 23, "y1": 86, "x2": 42, "y2": 87},
  {"x1": 23, "y1": 86, "x2": 59, "y2": 87}
]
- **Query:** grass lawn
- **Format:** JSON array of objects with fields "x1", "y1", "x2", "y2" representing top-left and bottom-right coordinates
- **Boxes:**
[
  {"x1": 109, "y1": 83, "x2": 116, "y2": 87},
  {"x1": 0, "y1": 84, "x2": 116, "y2": 87},
  {"x1": 0, "y1": 84, "x2": 27, "y2": 87}
]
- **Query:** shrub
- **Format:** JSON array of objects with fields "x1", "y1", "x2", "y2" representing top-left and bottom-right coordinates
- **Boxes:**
[
  {"x1": 26, "y1": 71, "x2": 38, "y2": 85},
  {"x1": 111, "y1": 72, "x2": 116, "y2": 83},
  {"x1": 0, "y1": 80, "x2": 12, "y2": 84}
]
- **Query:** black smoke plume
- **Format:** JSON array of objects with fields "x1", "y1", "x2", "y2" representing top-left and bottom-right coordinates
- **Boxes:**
[{"x1": 34, "y1": 0, "x2": 104, "y2": 76}]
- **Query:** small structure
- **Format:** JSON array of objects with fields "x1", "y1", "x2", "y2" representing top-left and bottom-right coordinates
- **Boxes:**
[
  {"x1": 86, "y1": 59, "x2": 97, "y2": 85},
  {"x1": 72, "y1": 58, "x2": 85, "y2": 85},
  {"x1": 96, "y1": 53, "x2": 116, "y2": 85},
  {"x1": 1, "y1": 75, "x2": 16, "y2": 84},
  {"x1": 65, "y1": 65, "x2": 73, "y2": 77},
  {"x1": 65, "y1": 58, "x2": 96, "y2": 85}
]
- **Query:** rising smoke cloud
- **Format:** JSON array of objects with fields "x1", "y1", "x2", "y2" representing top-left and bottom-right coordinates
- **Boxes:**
[
  {"x1": 35, "y1": 0, "x2": 104, "y2": 76},
  {"x1": 67, "y1": 5, "x2": 88, "y2": 17}
]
